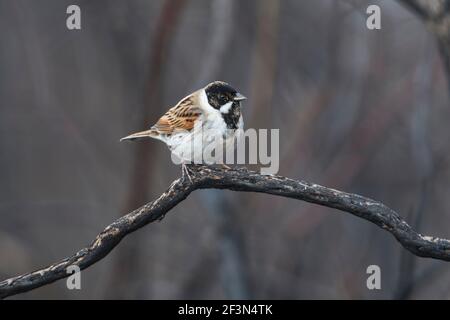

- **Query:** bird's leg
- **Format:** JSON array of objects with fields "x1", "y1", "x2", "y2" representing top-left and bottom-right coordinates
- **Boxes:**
[{"x1": 181, "y1": 162, "x2": 193, "y2": 184}]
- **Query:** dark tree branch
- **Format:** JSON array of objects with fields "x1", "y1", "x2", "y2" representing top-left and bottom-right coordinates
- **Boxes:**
[{"x1": 1, "y1": 165, "x2": 450, "y2": 299}]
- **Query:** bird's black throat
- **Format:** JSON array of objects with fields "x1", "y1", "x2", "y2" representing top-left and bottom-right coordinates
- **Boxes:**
[{"x1": 222, "y1": 102, "x2": 241, "y2": 129}]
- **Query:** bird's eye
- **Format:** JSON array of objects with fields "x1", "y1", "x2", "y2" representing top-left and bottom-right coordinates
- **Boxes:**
[{"x1": 219, "y1": 94, "x2": 229, "y2": 103}]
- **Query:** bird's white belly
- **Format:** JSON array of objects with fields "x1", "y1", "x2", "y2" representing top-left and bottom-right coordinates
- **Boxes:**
[{"x1": 166, "y1": 113, "x2": 243, "y2": 164}]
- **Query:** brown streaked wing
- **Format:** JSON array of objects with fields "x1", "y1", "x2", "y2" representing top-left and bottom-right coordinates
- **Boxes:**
[{"x1": 151, "y1": 94, "x2": 201, "y2": 135}]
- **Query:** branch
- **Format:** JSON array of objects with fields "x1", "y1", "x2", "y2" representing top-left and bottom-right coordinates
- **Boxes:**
[{"x1": 1, "y1": 165, "x2": 450, "y2": 299}]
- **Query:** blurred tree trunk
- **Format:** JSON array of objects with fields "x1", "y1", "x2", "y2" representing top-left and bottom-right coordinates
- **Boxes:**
[
  {"x1": 399, "y1": 0, "x2": 450, "y2": 92},
  {"x1": 395, "y1": 42, "x2": 434, "y2": 299},
  {"x1": 105, "y1": 0, "x2": 186, "y2": 299},
  {"x1": 193, "y1": 0, "x2": 251, "y2": 299}
]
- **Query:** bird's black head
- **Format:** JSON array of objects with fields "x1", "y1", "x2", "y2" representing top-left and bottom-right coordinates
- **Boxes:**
[{"x1": 205, "y1": 81, "x2": 246, "y2": 110}]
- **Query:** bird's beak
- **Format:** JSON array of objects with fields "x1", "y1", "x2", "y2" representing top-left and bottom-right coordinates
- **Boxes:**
[{"x1": 234, "y1": 93, "x2": 247, "y2": 101}]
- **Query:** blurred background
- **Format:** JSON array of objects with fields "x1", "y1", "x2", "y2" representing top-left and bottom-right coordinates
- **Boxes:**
[{"x1": 1, "y1": 0, "x2": 450, "y2": 299}]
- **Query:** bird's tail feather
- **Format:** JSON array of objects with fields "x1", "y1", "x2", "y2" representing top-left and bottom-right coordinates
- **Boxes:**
[{"x1": 120, "y1": 129, "x2": 157, "y2": 142}]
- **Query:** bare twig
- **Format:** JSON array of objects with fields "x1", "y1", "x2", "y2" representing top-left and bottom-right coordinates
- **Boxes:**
[
  {"x1": 1, "y1": 165, "x2": 450, "y2": 299},
  {"x1": 398, "y1": 0, "x2": 450, "y2": 90}
]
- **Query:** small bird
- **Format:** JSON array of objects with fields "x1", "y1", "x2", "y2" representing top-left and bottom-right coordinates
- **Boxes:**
[{"x1": 121, "y1": 81, "x2": 246, "y2": 181}]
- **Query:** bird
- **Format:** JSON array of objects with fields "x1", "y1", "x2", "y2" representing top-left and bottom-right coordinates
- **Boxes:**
[{"x1": 120, "y1": 81, "x2": 247, "y2": 181}]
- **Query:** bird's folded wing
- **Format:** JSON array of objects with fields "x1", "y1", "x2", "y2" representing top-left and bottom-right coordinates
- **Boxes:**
[{"x1": 151, "y1": 95, "x2": 202, "y2": 135}]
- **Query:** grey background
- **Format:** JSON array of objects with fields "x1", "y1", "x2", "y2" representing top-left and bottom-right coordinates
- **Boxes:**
[{"x1": 1, "y1": 0, "x2": 449, "y2": 299}]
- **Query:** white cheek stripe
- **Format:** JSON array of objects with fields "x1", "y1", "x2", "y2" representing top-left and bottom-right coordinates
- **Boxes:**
[
  {"x1": 220, "y1": 101, "x2": 233, "y2": 114},
  {"x1": 199, "y1": 89, "x2": 212, "y2": 111}
]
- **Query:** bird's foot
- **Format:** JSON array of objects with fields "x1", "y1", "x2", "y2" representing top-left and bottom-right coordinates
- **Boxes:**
[{"x1": 181, "y1": 163, "x2": 194, "y2": 184}]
